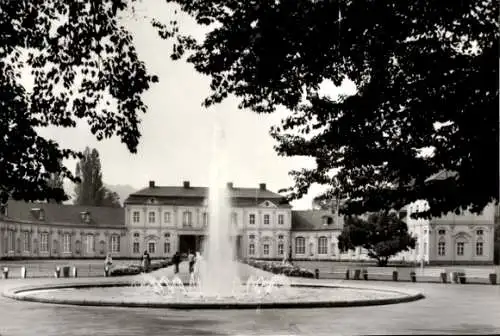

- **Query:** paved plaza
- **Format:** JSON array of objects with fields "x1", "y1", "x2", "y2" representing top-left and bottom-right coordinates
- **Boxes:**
[{"x1": 0, "y1": 263, "x2": 499, "y2": 336}]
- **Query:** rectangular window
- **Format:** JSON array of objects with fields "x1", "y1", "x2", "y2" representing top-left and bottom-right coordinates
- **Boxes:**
[
  {"x1": 40, "y1": 233, "x2": 49, "y2": 252},
  {"x1": 278, "y1": 243, "x2": 284, "y2": 255},
  {"x1": 278, "y1": 214, "x2": 284, "y2": 225},
  {"x1": 203, "y1": 212, "x2": 209, "y2": 227},
  {"x1": 133, "y1": 242, "x2": 140, "y2": 254},
  {"x1": 164, "y1": 212, "x2": 171, "y2": 223},
  {"x1": 476, "y1": 242, "x2": 483, "y2": 256},
  {"x1": 86, "y1": 234, "x2": 94, "y2": 254},
  {"x1": 295, "y1": 237, "x2": 305, "y2": 255},
  {"x1": 111, "y1": 235, "x2": 120, "y2": 253},
  {"x1": 318, "y1": 237, "x2": 328, "y2": 255},
  {"x1": 263, "y1": 244, "x2": 270, "y2": 255},
  {"x1": 423, "y1": 242, "x2": 427, "y2": 255},
  {"x1": 164, "y1": 242, "x2": 170, "y2": 254},
  {"x1": 23, "y1": 231, "x2": 31, "y2": 252},
  {"x1": 231, "y1": 212, "x2": 237, "y2": 225},
  {"x1": 8, "y1": 230, "x2": 15, "y2": 252},
  {"x1": 438, "y1": 241, "x2": 445, "y2": 256},
  {"x1": 183, "y1": 211, "x2": 192, "y2": 227},
  {"x1": 457, "y1": 242, "x2": 464, "y2": 256},
  {"x1": 263, "y1": 214, "x2": 270, "y2": 225},
  {"x1": 476, "y1": 229, "x2": 484, "y2": 236},
  {"x1": 415, "y1": 242, "x2": 419, "y2": 256},
  {"x1": 132, "y1": 211, "x2": 140, "y2": 223},
  {"x1": 148, "y1": 211, "x2": 156, "y2": 224},
  {"x1": 148, "y1": 241, "x2": 156, "y2": 254},
  {"x1": 249, "y1": 214, "x2": 255, "y2": 225},
  {"x1": 63, "y1": 233, "x2": 71, "y2": 253},
  {"x1": 248, "y1": 243, "x2": 255, "y2": 255}
]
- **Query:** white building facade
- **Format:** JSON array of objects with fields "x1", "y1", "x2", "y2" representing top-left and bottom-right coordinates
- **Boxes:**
[
  {"x1": 124, "y1": 181, "x2": 292, "y2": 260},
  {"x1": 0, "y1": 182, "x2": 495, "y2": 266},
  {"x1": 398, "y1": 200, "x2": 496, "y2": 265}
]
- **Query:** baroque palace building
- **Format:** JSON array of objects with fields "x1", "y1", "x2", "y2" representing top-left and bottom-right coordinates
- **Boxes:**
[{"x1": 0, "y1": 179, "x2": 496, "y2": 265}]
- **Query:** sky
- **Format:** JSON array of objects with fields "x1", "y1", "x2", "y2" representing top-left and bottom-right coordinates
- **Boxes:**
[{"x1": 35, "y1": 2, "x2": 357, "y2": 210}]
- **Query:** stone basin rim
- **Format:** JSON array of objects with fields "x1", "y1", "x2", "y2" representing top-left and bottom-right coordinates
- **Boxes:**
[{"x1": 2, "y1": 280, "x2": 425, "y2": 310}]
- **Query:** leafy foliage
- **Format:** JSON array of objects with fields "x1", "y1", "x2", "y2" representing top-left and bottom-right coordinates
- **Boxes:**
[
  {"x1": 46, "y1": 170, "x2": 64, "y2": 204},
  {"x1": 74, "y1": 147, "x2": 119, "y2": 207},
  {"x1": 338, "y1": 212, "x2": 416, "y2": 266},
  {"x1": 102, "y1": 189, "x2": 122, "y2": 208},
  {"x1": 312, "y1": 196, "x2": 332, "y2": 211},
  {"x1": 162, "y1": 0, "x2": 499, "y2": 218},
  {"x1": 0, "y1": 0, "x2": 158, "y2": 204}
]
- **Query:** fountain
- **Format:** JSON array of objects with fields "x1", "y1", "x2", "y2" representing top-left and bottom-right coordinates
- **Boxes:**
[
  {"x1": 2, "y1": 120, "x2": 425, "y2": 309},
  {"x1": 198, "y1": 121, "x2": 239, "y2": 297}
]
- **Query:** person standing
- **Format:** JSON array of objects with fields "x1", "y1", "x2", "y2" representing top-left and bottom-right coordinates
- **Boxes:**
[
  {"x1": 142, "y1": 250, "x2": 150, "y2": 272},
  {"x1": 173, "y1": 251, "x2": 181, "y2": 274},
  {"x1": 188, "y1": 250, "x2": 195, "y2": 274},
  {"x1": 104, "y1": 253, "x2": 113, "y2": 276}
]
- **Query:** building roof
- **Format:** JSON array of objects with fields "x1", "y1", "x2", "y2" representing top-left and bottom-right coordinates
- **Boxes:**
[
  {"x1": 1, "y1": 200, "x2": 125, "y2": 228},
  {"x1": 125, "y1": 182, "x2": 288, "y2": 205},
  {"x1": 291, "y1": 210, "x2": 343, "y2": 231}
]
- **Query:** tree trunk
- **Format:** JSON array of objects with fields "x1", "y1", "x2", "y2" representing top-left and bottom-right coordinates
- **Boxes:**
[{"x1": 377, "y1": 257, "x2": 389, "y2": 267}]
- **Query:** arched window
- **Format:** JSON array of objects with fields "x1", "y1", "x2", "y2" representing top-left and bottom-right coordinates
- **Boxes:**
[
  {"x1": 63, "y1": 233, "x2": 71, "y2": 253},
  {"x1": 111, "y1": 234, "x2": 120, "y2": 253},
  {"x1": 295, "y1": 237, "x2": 305, "y2": 255},
  {"x1": 317, "y1": 236, "x2": 328, "y2": 254}
]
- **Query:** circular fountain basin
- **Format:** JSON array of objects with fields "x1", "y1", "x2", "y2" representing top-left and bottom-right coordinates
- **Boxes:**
[{"x1": 3, "y1": 280, "x2": 424, "y2": 310}]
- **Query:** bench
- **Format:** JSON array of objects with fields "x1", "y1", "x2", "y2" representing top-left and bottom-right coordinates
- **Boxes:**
[
  {"x1": 318, "y1": 266, "x2": 350, "y2": 280},
  {"x1": 414, "y1": 268, "x2": 447, "y2": 283},
  {"x1": 462, "y1": 268, "x2": 499, "y2": 284},
  {"x1": 364, "y1": 267, "x2": 399, "y2": 281},
  {"x1": 0, "y1": 263, "x2": 107, "y2": 279}
]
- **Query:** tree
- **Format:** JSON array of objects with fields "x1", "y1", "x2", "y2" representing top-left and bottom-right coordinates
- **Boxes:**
[
  {"x1": 338, "y1": 212, "x2": 416, "y2": 267},
  {"x1": 312, "y1": 196, "x2": 332, "y2": 211},
  {"x1": 0, "y1": 0, "x2": 158, "y2": 204},
  {"x1": 162, "y1": 0, "x2": 499, "y2": 218},
  {"x1": 102, "y1": 189, "x2": 122, "y2": 208},
  {"x1": 74, "y1": 147, "x2": 106, "y2": 207},
  {"x1": 46, "y1": 171, "x2": 64, "y2": 204}
]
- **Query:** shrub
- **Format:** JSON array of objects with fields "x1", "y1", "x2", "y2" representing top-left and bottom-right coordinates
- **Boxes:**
[
  {"x1": 243, "y1": 259, "x2": 314, "y2": 279},
  {"x1": 110, "y1": 259, "x2": 173, "y2": 277}
]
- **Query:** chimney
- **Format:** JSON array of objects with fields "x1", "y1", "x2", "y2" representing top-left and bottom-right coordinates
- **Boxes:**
[
  {"x1": 227, "y1": 182, "x2": 233, "y2": 189},
  {"x1": 149, "y1": 180, "x2": 155, "y2": 188},
  {"x1": 259, "y1": 183, "x2": 266, "y2": 191},
  {"x1": 183, "y1": 181, "x2": 190, "y2": 188}
]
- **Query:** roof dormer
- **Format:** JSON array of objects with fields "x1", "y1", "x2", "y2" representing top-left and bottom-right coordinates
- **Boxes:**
[
  {"x1": 322, "y1": 215, "x2": 334, "y2": 226},
  {"x1": 80, "y1": 211, "x2": 91, "y2": 224},
  {"x1": 30, "y1": 207, "x2": 45, "y2": 221}
]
